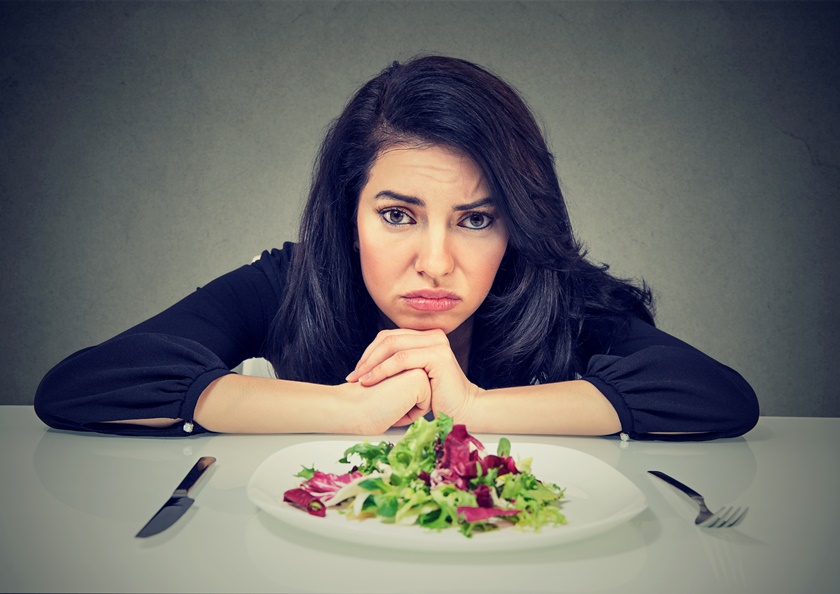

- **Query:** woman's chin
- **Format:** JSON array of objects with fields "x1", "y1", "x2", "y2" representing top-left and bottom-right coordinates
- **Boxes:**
[
  {"x1": 392, "y1": 313, "x2": 472, "y2": 336},
  {"x1": 392, "y1": 315, "x2": 457, "y2": 334}
]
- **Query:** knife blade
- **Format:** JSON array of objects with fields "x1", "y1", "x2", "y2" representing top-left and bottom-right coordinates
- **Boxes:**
[{"x1": 136, "y1": 456, "x2": 216, "y2": 538}]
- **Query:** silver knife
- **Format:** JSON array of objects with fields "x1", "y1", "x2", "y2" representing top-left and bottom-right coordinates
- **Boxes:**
[{"x1": 136, "y1": 456, "x2": 216, "y2": 538}]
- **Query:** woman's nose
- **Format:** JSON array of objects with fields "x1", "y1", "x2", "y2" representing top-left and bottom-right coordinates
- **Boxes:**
[{"x1": 414, "y1": 230, "x2": 454, "y2": 279}]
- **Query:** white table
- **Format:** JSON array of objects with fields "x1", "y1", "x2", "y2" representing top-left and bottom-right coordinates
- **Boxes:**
[{"x1": 1, "y1": 406, "x2": 838, "y2": 593}]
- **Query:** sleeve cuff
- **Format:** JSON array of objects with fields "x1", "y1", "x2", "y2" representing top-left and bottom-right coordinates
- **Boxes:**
[
  {"x1": 179, "y1": 368, "x2": 234, "y2": 434},
  {"x1": 582, "y1": 371, "x2": 637, "y2": 437}
]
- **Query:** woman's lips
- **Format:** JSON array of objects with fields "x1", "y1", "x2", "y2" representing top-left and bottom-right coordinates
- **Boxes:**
[{"x1": 401, "y1": 290, "x2": 461, "y2": 312}]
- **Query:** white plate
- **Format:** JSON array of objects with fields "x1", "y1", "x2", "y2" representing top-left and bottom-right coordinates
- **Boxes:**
[{"x1": 247, "y1": 440, "x2": 647, "y2": 552}]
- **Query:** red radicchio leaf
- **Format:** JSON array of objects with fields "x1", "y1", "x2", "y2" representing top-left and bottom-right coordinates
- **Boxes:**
[
  {"x1": 301, "y1": 470, "x2": 362, "y2": 498},
  {"x1": 457, "y1": 506, "x2": 520, "y2": 523},
  {"x1": 473, "y1": 484, "x2": 494, "y2": 508},
  {"x1": 283, "y1": 488, "x2": 326, "y2": 517},
  {"x1": 453, "y1": 460, "x2": 479, "y2": 480},
  {"x1": 480, "y1": 454, "x2": 520, "y2": 476},
  {"x1": 433, "y1": 425, "x2": 521, "y2": 490},
  {"x1": 440, "y1": 425, "x2": 486, "y2": 470}
]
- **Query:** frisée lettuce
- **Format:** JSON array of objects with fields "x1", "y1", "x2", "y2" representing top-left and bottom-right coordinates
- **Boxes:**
[{"x1": 282, "y1": 414, "x2": 566, "y2": 537}]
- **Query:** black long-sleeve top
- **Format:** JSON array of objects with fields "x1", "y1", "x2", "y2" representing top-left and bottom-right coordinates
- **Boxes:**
[{"x1": 35, "y1": 244, "x2": 759, "y2": 440}]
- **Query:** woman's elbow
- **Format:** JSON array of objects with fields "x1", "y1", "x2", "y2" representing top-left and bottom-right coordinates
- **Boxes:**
[
  {"x1": 34, "y1": 368, "x2": 75, "y2": 430},
  {"x1": 709, "y1": 370, "x2": 759, "y2": 438}
]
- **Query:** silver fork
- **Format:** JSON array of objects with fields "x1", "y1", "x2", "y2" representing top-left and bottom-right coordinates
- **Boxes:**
[{"x1": 648, "y1": 470, "x2": 748, "y2": 528}]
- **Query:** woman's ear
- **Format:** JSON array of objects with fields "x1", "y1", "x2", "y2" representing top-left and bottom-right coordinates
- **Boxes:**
[{"x1": 352, "y1": 225, "x2": 359, "y2": 252}]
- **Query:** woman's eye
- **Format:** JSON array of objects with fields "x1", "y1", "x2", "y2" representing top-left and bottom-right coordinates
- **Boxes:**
[
  {"x1": 381, "y1": 209, "x2": 414, "y2": 225},
  {"x1": 460, "y1": 212, "x2": 494, "y2": 230}
]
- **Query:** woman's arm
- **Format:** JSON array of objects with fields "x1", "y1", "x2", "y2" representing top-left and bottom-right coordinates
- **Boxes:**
[
  {"x1": 34, "y1": 333, "x2": 235, "y2": 436},
  {"x1": 346, "y1": 329, "x2": 621, "y2": 435},
  {"x1": 347, "y1": 318, "x2": 759, "y2": 440},
  {"x1": 34, "y1": 248, "x2": 291, "y2": 436},
  {"x1": 191, "y1": 371, "x2": 431, "y2": 435},
  {"x1": 577, "y1": 316, "x2": 760, "y2": 440},
  {"x1": 457, "y1": 379, "x2": 621, "y2": 436},
  {"x1": 347, "y1": 330, "x2": 621, "y2": 435},
  {"x1": 35, "y1": 244, "x2": 435, "y2": 436},
  {"x1": 83, "y1": 357, "x2": 432, "y2": 435}
]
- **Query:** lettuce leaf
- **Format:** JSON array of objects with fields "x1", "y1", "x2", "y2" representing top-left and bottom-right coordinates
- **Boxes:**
[
  {"x1": 339, "y1": 441, "x2": 393, "y2": 474},
  {"x1": 387, "y1": 416, "x2": 441, "y2": 477}
]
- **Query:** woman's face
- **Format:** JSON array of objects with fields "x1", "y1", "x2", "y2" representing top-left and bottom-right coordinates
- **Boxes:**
[{"x1": 355, "y1": 144, "x2": 508, "y2": 334}]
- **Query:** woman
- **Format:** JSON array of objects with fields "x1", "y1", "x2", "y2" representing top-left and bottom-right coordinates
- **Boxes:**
[{"x1": 35, "y1": 56, "x2": 759, "y2": 440}]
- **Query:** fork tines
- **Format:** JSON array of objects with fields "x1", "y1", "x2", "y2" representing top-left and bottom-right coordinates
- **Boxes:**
[{"x1": 700, "y1": 506, "x2": 749, "y2": 528}]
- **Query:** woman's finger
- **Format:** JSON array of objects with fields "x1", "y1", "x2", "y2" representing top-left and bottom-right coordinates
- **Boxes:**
[
  {"x1": 354, "y1": 329, "x2": 431, "y2": 371},
  {"x1": 346, "y1": 329, "x2": 447, "y2": 382},
  {"x1": 357, "y1": 345, "x2": 449, "y2": 387},
  {"x1": 356, "y1": 348, "x2": 430, "y2": 386},
  {"x1": 353, "y1": 329, "x2": 418, "y2": 370},
  {"x1": 390, "y1": 395, "x2": 432, "y2": 426},
  {"x1": 346, "y1": 368, "x2": 430, "y2": 434}
]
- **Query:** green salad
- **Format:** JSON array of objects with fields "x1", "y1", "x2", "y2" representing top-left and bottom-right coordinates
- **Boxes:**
[{"x1": 283, "y1": 415, "x2": 566, "y2": 537}]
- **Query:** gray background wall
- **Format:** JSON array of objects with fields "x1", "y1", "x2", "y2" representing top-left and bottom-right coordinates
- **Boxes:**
[{"x1": 2, "y1": 1, "x2": 838, "y2": 416}]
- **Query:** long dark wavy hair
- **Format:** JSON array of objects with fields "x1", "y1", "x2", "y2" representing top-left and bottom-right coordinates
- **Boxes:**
[{"x1": 266, "y1": 55, "x2": 654, "y2": 388}]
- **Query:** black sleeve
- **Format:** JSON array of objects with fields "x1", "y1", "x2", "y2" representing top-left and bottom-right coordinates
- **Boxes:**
[
  {"x1": 579, "y1": 316, "x2": 759, "y2": 441},
  {"x1": 34, "y1": 246, "x2": 293, "y2": 436}
]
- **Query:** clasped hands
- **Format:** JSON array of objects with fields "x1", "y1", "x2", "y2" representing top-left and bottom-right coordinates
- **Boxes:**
[{"x1": 342, "y1": 328, "x2": 482, "y2": 434}]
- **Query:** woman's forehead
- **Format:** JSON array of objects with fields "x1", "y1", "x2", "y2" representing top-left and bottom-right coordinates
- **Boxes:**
[{"x1": 364, "y1": 145, "x2": 489, "y2": 202}]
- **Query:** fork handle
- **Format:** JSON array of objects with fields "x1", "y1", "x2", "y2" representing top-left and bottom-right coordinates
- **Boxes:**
[{"x1": 648, "y1": 471, "x2": 705, "y2": 502}]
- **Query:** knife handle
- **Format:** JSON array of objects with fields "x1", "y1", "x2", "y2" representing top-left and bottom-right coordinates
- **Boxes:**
[{"x1": 173, "y1": 456, "x2": 216, "y2": 497}]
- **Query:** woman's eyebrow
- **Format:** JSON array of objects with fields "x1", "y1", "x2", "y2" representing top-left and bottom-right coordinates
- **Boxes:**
[
  {"x1": 374, "y1": 190, "x2": 424, "y2": 206},
  {"x1": 453, "y1": 197, "x2": 495, "y2": 211},
  {"x1": 374, "y1": 191, "x2": 495, "y2": 211}
]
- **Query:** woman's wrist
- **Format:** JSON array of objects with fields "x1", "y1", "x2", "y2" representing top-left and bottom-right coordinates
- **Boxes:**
[
  {"x1": 330, "y1": 382, "x2": 374, "y2": 434},
  {"x1": 447, "y1": 384, "x2": 484, "y2": 429}
]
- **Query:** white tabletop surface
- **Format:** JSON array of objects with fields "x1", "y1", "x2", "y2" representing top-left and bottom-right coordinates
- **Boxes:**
[{"x1": 1, "y1": 406, "x2": 839, "y2": 593}]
